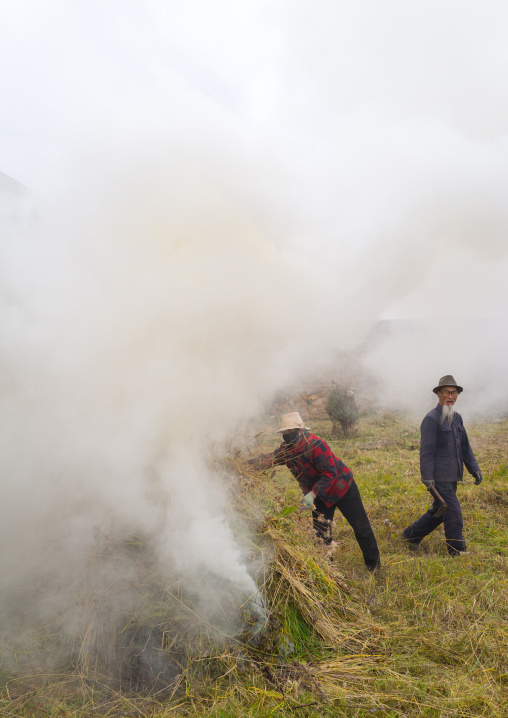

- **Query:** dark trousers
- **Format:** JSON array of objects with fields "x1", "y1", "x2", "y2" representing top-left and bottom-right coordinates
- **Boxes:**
[
  {"x1": 402, "y1": 482, "x2": 466, "y2": 555},
  {"x1": 312, "y1": 481, "x2": 381, "y2": 570}
]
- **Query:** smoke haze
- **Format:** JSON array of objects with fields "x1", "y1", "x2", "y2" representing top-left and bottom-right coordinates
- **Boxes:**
[{"x1": 1, "y1": 0, "x2": 508, "y2": 671}]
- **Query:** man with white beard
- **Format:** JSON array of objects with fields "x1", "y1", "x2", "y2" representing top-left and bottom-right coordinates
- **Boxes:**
[{"x1": 401, "y1": 375, "x2": 483, "y2": 556}]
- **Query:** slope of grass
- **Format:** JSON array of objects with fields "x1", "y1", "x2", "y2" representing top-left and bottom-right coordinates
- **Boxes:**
[{"x1": 1, "y1": 412, "x2": 507, "y2": 717}]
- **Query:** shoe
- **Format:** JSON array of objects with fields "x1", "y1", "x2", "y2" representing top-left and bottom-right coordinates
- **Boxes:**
[
  {"x1": 400, "y1": 532, "x2": 419, "y2": 552},
  {"x1": 325, "y1": 541, "x2": 338, "y2": 562},
  {"x1": 450, "y1": 550, "x2": 471, "y2": 557}
]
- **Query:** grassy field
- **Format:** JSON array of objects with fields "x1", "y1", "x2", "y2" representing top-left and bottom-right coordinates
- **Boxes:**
[{"x1": 1, "y1": 412, "x2": 507, "y2": 717}]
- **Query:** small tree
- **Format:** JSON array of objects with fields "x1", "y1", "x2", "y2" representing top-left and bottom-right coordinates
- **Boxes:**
[{"x1": 326, "y1": 383, "x2": 359, "y2": 438}]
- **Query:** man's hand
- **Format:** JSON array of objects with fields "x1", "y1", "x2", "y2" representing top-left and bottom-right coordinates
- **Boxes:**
[
  {"x1": 474, "y1": 470, "x2": 483, "y2": 486},
  {"x1": 300, "y1": 492, "x2": 315, "y2": 510},
  {"x1": 422, "y1": 479, "x2": 435, "y2": 489}
]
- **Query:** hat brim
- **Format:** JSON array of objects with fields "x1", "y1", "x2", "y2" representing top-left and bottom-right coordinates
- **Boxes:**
[
  {"x1": 433, "y1": 385, "x2": 463, "y2": 394},
  {"x1": 277, "y1": 426, "x2": 310, "y2": 433}
]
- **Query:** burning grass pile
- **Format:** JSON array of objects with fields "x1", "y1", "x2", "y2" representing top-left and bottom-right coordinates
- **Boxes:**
[{"x1": 1, "y1": 412, "x2": 508, "y2": 717}]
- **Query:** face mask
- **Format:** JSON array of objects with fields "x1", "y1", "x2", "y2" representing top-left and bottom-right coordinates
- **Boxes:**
[{"x1": 283, "y1": 429, "x2": 301, "y2": 445}]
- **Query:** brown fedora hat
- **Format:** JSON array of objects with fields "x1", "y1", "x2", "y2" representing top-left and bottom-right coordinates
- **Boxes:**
[{"x1": 433, "y1": 375, "x2": 463, "y2": 394}]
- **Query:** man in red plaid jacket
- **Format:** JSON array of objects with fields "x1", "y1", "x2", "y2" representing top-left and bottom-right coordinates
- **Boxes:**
[{"x1": 251, "y1": 412, "x2": 380, "y2": 571}]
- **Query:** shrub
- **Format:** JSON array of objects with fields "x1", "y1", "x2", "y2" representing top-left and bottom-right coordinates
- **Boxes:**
[{"x1": 326, "y1": 383, "x2": 359, "y2": 438}]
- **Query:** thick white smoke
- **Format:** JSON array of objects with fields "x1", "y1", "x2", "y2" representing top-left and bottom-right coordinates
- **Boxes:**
[{"x1": 0, "y1": 138, "x2": 333, "y2": 670}]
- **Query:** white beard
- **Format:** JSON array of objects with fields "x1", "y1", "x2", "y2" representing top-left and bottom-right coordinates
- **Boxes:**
[{"x1": 440, "y1": 404, "x2": 456, "y2": 425}]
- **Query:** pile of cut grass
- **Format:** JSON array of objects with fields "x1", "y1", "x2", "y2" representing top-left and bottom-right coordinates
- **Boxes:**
[{"x1": 1, "y1": 412, "x2": 507, "y2": 717}]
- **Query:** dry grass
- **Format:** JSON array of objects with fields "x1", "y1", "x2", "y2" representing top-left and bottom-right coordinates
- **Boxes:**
[{"x1": 1, "y1": 411, "x2": 508, "y2": 717}]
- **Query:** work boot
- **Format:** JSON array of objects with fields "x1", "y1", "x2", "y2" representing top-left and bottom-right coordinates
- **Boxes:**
[
  {"x1": 325, "y1": 540, "x2": 338, "y2": 562},
  {"x1": 400, "y1": 531, "x2": 419, "y2": 552}
]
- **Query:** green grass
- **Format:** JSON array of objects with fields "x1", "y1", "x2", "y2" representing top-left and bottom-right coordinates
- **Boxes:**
[{"x1": 1, "y1": 412, "x2": 508, "y2": 717}]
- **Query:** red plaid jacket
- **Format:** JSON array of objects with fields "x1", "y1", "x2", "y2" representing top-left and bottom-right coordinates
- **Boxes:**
[{"x1": 265, "y1": 432, "x2": 353, "y2": 508}]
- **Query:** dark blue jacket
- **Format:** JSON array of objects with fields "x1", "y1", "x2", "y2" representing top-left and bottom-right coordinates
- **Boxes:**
[{"x1": 420, "y1": 404, "x2": 479, "y2": 484}]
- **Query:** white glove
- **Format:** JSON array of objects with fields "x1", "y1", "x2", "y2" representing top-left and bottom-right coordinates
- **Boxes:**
[{"x1": 300, "y1": 492, "x2": 315, "y2": 510}]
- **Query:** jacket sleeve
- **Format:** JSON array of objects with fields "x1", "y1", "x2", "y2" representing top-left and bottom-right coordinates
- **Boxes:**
[
  {"x1": 295, "y1": 474, "x2": 311, "y2": 495},
  {"x1": 420, "y1": 415, "x2": 438, "y2": 483},
  {"x1": 249, "y1": 445, "x2": 288, "y2": 469},
  {"x1": 306, "y1": 441, "x2": 338, "y2": 498},
  {"x1": 460, "y1": 423, "x2": 480, "y2": 476},
  {"x1": 272, "y1": 445, "x2": 291, "y2": 466}
]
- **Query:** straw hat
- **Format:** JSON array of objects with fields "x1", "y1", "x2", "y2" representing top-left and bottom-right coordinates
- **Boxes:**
[
  {"x1": 277, "y1": 412, "x2": 310, "y2": 433},
  {"x1": 433, "y1": 375, "x2": 463, "y2": 394}
]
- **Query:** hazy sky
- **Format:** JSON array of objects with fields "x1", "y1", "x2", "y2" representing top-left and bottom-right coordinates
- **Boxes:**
[{"x1": 2, "y1": 2, "x2": 508, "y2": 310}]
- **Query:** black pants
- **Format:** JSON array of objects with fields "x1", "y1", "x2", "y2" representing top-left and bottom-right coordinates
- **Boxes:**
[
  {"x1": 312, "y1": 481, "x2": 380, "y2": 570},
  {"x1": 402, "y1": 482, "x2": 465, "y2": 556}
]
